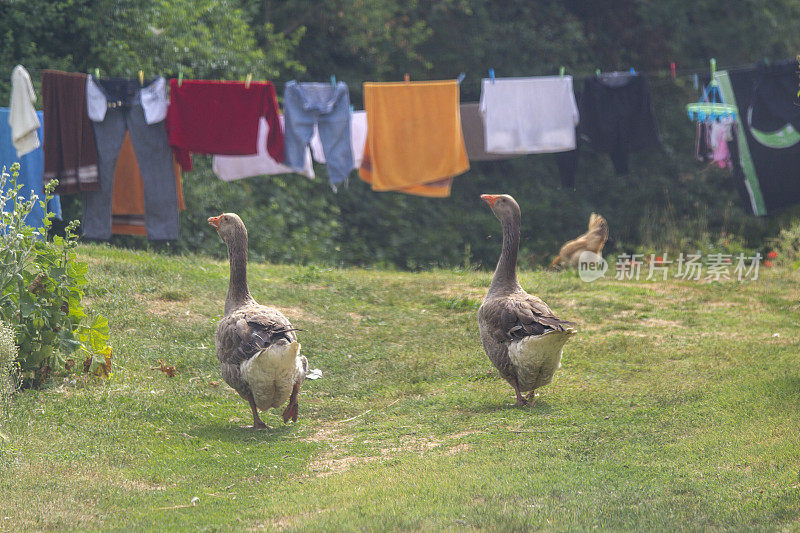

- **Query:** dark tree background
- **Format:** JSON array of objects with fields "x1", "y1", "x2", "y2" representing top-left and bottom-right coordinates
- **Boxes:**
[{"x1": 1, "y1": 0, "x2": 798, "y2": 268}]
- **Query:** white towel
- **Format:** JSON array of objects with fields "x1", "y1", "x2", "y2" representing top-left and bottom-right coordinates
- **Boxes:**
[
  {"x1": 212, "y1": 116, "x2": 314, "y2": 181},
  {"x1": 310, "y1": 110, "x2": 368, "y2": 168},
  {"x1": 9, "y1": 65, "x2": 41, "y2": 157},
  {"x1": 479, "y1": 76, "x2": 579, "y2": 154}
]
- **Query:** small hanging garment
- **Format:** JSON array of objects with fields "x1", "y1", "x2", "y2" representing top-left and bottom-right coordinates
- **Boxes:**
[
  {"x1": 0, "y1": 108, "x2": 62, "y2": 230},
  {"x1": 284, "y1": 81, "x2": 353, "y2": 189},
  {"x1": 110, "y1": 132, "x2": 185, "y2": 236},
  {"x1": 9, "y1": 65, "x2": 41, "y2": 157},
  {"x1": 166, "y1": 79, "x2": 284, "y2": 171},
  {"x1": 479, "y1": 76, "x2": 579, "y2": 154},
  {"x1": 41, "y1": 70, "x2": 99, "y2": 194},
  {"x1": 359, "y1": 79, "x2": 469, "y2": 197},
  {"x1": 83, "y1": 75, "x2": 179, "y2": 240},
  {"x1": 459, "y1": 103, "x2": 522, "y2": 161},
  {"x1": 310, "y1": 110, "x2": 368, "y2": 171},
  {"x1": 212, "y1": 116, "x2": 314, "y2": 181},
  {"x1": 716, "y1": 60, "x2": 800, "y2": 215},
  {"x1": 578, "y1": 72, "x2": 660, "y2": 175}
]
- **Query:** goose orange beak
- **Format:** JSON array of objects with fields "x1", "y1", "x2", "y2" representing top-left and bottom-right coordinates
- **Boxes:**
[
  {"x1": 207, "y1": 215, "x2": 222, "y2": 229},
  {"x1": 481, "y1": 194, "x2": 500, "y2": 207}
]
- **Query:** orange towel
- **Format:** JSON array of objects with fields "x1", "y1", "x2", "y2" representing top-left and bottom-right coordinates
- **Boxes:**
[
  {"x1": 359, "y1": 80, "x2": 469, "y2": 197},
  {"x1": 111, "y1": 133, "x2": 185, "y2": 236}
]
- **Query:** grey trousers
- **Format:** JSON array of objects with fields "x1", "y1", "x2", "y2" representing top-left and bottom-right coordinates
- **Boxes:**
[{"x1": 83, "y1": 103, "x2": 178, "y2": 240}]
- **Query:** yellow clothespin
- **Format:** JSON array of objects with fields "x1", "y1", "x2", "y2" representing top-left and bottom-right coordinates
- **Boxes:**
[
  {"x1": 245, "y1": 73, "x2": 252, "y2": 89},
  {"x1": 138, "y1": 70, "x2": 144, "y2": 86}
]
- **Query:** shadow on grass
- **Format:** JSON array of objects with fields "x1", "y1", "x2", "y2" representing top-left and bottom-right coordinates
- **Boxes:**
[
  {"x1": 462, "y1": 398, "x2": 556, "y2": 415},
  {"x1": 190, "y1": 422, "x2": 299, "y2": 443}
]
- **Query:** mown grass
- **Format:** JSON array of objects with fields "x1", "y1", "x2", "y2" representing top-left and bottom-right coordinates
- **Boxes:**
[{"x1": 1, "y1": 244, "x2": 799, "y2": 531}]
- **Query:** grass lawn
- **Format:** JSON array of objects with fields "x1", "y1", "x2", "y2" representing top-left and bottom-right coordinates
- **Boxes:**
[{"x1": 1, "y1": 244, "x2": 799, "y2": 531}]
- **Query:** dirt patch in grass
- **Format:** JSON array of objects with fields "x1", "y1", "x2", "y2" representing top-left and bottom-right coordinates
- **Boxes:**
[{"x1": 278, "y1": 306, "x2": 324, "y2": 325}]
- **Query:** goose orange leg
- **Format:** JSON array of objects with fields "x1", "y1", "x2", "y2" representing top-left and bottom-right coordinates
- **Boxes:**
[
  {"x1": 511, "y1": 378, "x2": 527, "y2": 407},
  {"x1": 282, "y1": 382, "x2": 301, "y2": 423},
  {"x1": 248, "y1": 395, "x2": 267, "y2": 430}
]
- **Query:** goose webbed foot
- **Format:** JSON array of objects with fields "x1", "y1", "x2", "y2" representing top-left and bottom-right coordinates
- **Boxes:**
[
  {"x1": 526, "y1": 390, "x2": 538, "y2": 407},
  {"x1": 512, "y1": 381, "x2": 527, "y2": 407},
  {"x1": 282, "y1": 382, "x2": 301, "y2": 423}
]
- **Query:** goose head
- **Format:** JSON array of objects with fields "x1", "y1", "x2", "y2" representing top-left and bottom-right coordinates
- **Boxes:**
[
  {"x1": 481, "y1": 194, "x2": 520, "y2": 222},
  {"x1": 208, "y1": 212, "x2": 248, "y2": 245}
]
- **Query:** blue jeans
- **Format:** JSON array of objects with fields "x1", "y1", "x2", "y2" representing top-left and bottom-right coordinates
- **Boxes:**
[{"x1": 284, "y1": 81, "x2": 353, "y2": 188}]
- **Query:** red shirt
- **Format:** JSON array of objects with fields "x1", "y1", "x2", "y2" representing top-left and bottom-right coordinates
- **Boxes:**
[{"x1": 166, "y1": 79, "x2": 284, "y2": 170}]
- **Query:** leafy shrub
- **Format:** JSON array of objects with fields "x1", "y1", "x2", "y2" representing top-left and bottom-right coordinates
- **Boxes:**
[
  {"x1": 769, "y1": 218, "x2": 800, "y2": 268},
  {"x1": 0, "y1": 319, "x2": 17, "y2": 442},
  {"x1": 0, "y1": 164, "x2": 112, "y2": 387}
]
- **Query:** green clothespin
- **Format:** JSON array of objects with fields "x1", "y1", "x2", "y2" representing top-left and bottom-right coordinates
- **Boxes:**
[
  {"x1": 595, "y1": 68, "x2": 601, "y2": 76},
  {"x1": 178, "y1": 69, "x2": 183, "y2": 87},
  {"x1": 94, "y1": 68, "x2": 99, "y2": 80},
  {"x1": 559, "y1": 66, "x2": 565, "y2": 78},
  {"x1": 708, "y1": 58, "x2": 718, "y2": 87}
]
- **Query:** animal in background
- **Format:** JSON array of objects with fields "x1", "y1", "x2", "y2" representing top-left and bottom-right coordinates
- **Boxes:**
[{"x1": 550, "y1": 213, "x2": 609, "y2": 269}]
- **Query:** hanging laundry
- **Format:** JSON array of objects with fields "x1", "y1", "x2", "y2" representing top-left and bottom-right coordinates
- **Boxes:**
[
  {"x1": 310, "y1": 110, "x2": 368, "y2": 170},
  {"x1": 212, "y1": 116, "x2": 314, "y2": 182},
  {"x1": 459, "y1": 103, "x2": 522, "y2": 161},
  {"x1": 41, "y1": 70, "x2": 99, "y2": 194},
  {"x1": 709, "y1": 119, "x2": 735, "y2": 169},
  {"x1": 0, "y1": 108, "x2": 62, "y2": 230},
  {"x1": 166, "y1": 79, "x2": 283, "y2": 171},
  {"x1": 479, "y1": 76, "x2": 579, "y2": 154},
  {"x1": 578, "y1": 72, "x2": 660, "y2": 175},
  {"x1": 695, "y1": 122, "x2": 713, "y2": 163},
  {"x1": 284, "y1": 81, "x2": 353, "y2": 189},
  {"x1": 83, "y1": 75, "x2": 179, "y2": 240},
  {"x1": 9, "y1": 65, "x2": 40, "y2": 157},
  {"x1": 110, "y1": 132, "x2": 185, "y2": 236},
  {"x1": 716, "y1": 60, "x2": 800, "y2": 215},
  {"x1": 359, "y1": 80, "x2": 469, "y2": 198}
]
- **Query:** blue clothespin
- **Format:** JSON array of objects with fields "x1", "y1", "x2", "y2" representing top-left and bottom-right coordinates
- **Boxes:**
[
  {"x1": 456, "y1": 72, "x2": 466, "y2": 84},
  {"x1": 331, "y1": 74, "x2": 336, "y2": 87},
  {"x1": 693, "y1": 73, "x2": 699, "y2": 90},
  {"x1": 630, "y1": 67, "x2": 636, "y2": 75},
  {"x1": 489, "y1": 68, "x2": 495, "y2": 84}
]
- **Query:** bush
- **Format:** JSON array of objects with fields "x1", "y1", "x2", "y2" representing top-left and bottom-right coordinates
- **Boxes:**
[
  {"x1": 0, "y1": 164, "x2": 112, "y2": 388},
  {"x1": 0, "y1": 320, "x2": 16, "y2": 443}
]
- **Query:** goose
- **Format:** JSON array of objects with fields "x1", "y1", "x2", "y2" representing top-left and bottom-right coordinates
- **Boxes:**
[
  {"x1": 208, "y1": 213, "x2": 308, "y2": 428},
  {"x1": 478, "y1": 194, "x2": 577, "y2": 406},
  {"x1": 550, "y1": 213, "x2": 609, "y2": 269}
]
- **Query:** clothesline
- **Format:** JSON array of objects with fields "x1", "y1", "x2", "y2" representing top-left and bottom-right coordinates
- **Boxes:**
[{"x1": 15, "y1": 58, "x2": 785, "y2": 90}]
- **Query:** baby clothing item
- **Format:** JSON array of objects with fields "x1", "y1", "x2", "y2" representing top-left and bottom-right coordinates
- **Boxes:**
[
  {"x1": 9, "y1": 65, "x2": 41, "y2": 157},
  {"x1": 166, "y1": 79, "x2": 284, "y2": 171},
  {"x1": 110, "y1": 132, "x2": 185, "y2": 236},
  {"x1": 284, "y1": 81, "x2": 353, "y2": 189},
  {"x1": 41, "y1": 70, "x2": 99, "y2": 194},
  {"x1": 212, "y1": 116, "x2": 314, "y2": 181},
  {"x1": 479, "y1": 76, "x2": 579, "y2": 154},
  {"x1": 310, "y1": 110, "x2": 367, "y2": 170},
  {"x1": 709, "y1": 119, "x2": 734, "y2": 169},
  {"x1": 84, "y1": 76, "x2": 179, "y2": 240},
  {"x1": 578, "y1": 73, "x2": 660, "y2": 175},
  {"x1": 359, "y1": 80, "x2": 469, "y2": 198},
  {"x1": 0, "y1": 108, "x2": 62, "y2": 231}
]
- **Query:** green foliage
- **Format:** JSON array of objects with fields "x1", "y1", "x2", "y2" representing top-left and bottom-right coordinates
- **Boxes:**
[
  {"x1": 0, "y1": 319, "x2": 17, "y2": 443},
  {"x1": 0, "y1": 165, "x2": 111, "y2": 387},
  {"x1": 770, "y1": 218, "x2": 800, "y2": 268}
]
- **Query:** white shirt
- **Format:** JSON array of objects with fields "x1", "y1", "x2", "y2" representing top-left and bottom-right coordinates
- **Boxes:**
[
  {"x1": 86, "y1": 76, "x2": 168, "y2": 125},
  {"x1": 310, "y1": 110, "x2": 367, "y2": 168},
  {"x1": 9, "y1": 65, "x2": 41, "y2": 157},
  {"x1": 212, "y1": 116, "x2": 314, "y2": 181},
  {"x1": 479, "y1": 76, "x2": 579, "y2": 154}
]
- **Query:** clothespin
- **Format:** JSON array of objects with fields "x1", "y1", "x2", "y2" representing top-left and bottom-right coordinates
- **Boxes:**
[
  {"x1": 559, "y1": 66, "x2": 565, "y2": 78},
  {"x1": 94, "y1": 68, "x2": 99, "y2": 80},
  {"x1": 330, "y1": 74, "x2": 336, "y2": 88},
  {"x1": 629, "y1": 67, "x2": 636, "y2": 75},
  {"x1": 670, "y1": 62, "x2": 676, "y2": 79},
  {"x1": 178, "y1": 69, "x2": 183, "y2": 87},
  {"x1": 489, "y1": 68, "x2": 495, "y2": 84},
  {"x1": 404, "y1": 73, "x2": 410, "y2": 83},
  {"x1": 710, "y1": 58, "x2": 716, "y2": 78},
  {"x1": 245, "y1": 73, "x2": 252, "y2": 89},
  {"x1": 595, "y1": 68, "x2": 601, "y2": 76},
  {"x1": 693, "y1": 73, "x2": 699, "y2": 90},
  {"x1": 138, "y1": 70, "x2": 144, "y2": 86},
  {"x1": 456, "y1": 72, "x2": 466, "y2": 84}
]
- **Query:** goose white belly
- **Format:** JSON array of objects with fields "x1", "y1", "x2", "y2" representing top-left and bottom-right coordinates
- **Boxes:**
[
  {"x1": 240, "y1": 341, "x2": 302, "y2": 411},
  {"x1": 508, "y1": 329, "x2": 575, "y2": 392}
]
